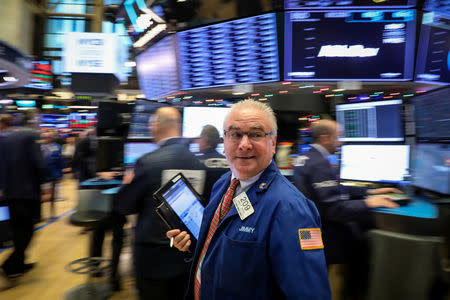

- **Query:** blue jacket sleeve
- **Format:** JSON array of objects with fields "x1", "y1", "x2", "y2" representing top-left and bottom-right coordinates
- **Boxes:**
[
  {"x1": 269, "y1": 197, "x2": 331, "y2": 300},
  {"x1": 308, "y1": 159, "x2": 371, "y2": 223}
]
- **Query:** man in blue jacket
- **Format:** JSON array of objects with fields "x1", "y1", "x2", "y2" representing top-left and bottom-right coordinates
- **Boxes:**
[
  {"x1": 293, "y1": 119, "x2": 400, "y2": 299},
  {"x1": 115, "y1": 107, "x2": 205, "y2": 300},
  {"x1": 168, "y1": 100, "x2": 331, "y2": 300}
]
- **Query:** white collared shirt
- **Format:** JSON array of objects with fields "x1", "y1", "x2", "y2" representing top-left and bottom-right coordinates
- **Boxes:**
[{"x1": 232, "y1": 171, "x2": 263, "y2": 196}]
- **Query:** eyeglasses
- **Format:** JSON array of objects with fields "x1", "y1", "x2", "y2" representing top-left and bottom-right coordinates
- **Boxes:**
[{"x1": 224, "y1": 129, "x2": 273, "y2": 142}]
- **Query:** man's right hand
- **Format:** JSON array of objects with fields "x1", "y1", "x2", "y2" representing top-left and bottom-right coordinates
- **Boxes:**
[
  {"x1": 364, "y1": 195, "x2": 399, "y2": 208},
  {"x1": 167, "y1": 229, "x2": 191, "y2": 252}
]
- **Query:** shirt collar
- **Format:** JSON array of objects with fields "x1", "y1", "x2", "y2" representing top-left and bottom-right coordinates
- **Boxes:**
[
  {"x1": 232, "y1": 171, "x2": 263, "y2": 196},
  {"x1": 311, "y1": 143, "x2": 331, "y2": 157}
]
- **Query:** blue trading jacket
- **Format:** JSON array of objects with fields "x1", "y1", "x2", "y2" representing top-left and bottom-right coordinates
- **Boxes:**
[
  {"x1": 185, "y1": 160, "x2": 331, "y2": 300},
  {"x1": 293, "y1": 146, "x2": 373, "y2": 263}
]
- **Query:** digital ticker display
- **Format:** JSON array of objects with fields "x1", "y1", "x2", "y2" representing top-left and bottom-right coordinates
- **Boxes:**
[
  {"x1": 414, "y1": 12, "x2": 450, "y2": 85},
  {"x1": 285, "y1": 0, "x2": 417, "y2": 9},
  {"x1": 177, "y1": 13, "x2": 280, "y2": 90},
  {"x1": 136, "y1": 35, "x2": 180, "y2": 99},
  {"x1": 284, "y1": 10, "x2": 416, "y2": 81}
]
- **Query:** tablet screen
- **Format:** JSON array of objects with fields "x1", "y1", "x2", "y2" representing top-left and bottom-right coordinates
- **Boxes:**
[
  {"x1": 0, "y1": 206, "x2": 10, "y2": 222},
  {"x1": 162, "y1": 178, "x2": 204, "y2": 239}
]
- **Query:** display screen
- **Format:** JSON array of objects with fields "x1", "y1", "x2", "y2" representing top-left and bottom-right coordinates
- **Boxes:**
[
  {"x1": 124, "y1": 142, "x2": 159, "y2": 164},
  {"x1": 68, "y1": 113, "x2": 97, "y2": 129},
  {"x1": 284, "y1": 10, "x2": 416, "y2": 81},
  {"x1": 40, "y1": 114, "x2": 69, "y2": 129},
  {"x1": 414, "y1": 12, "x2": 450, "y2": 85},
  {"x1": 136, "y1": 35, "x2": 180, "y2": 99},
  {"x1": 411, "y1": 143, "x2": 450, "y2": 195},
  {"x1": 128, "y1": 100, "x2": 166, "y2": 139},
  {"x1": 177, "y1": 13, "x2": 280, "y2": 89},
  {"x1": 412, "y1": 87, "x2": 450, "y2": 141},
  {"x1": 182, "y1": 107, "x2": 231, "y2": 138},
  {"x1": 336, "y1": 99, "x2": 404, "y2": 142},
  {"x1": 0, "y1": 206, "x2": 9, "y2": 222},
  {"x1": 423, "y1": 0, "x2": 450, "y2": 15},
  {"x1": 24, "y1": 61, "x2": 53, "y2": 90},
  {"x1": 15, "y1": 100, "x2": 36, "y2": 107},
  {"x1": 340, "y1": 144, "x2": 410, "y2": 183},
  {"x1": 285, "y1": 0, "x2": 417, "y2": 9},
  {"x1": 162, "y1": 177, "x2": 205, "y2": 239}
]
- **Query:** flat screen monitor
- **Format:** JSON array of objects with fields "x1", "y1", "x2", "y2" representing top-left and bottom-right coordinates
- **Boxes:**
[
  {"x1": 411, "y1": 143, "x2": 450, "y2": 195},
  {"x1": 336, "y1": 99, "x2": 404, "y2": 142},
  {"x1": 340, "y1": 144, "x2": 410, "y2": 183},
  {"x1": 190, "y1": 142, "x2": 224, "y2": 155},
  {"x1": 412, "y1": 87, "x2": 450, "y2": 141},
  {"x1": 414, "y1": 12, "x2": 450, "y2": 85},
  {"x1": 0, "y1": 206, "x2": 9, "y2": 222},
  {"x1": 68, "y1": 113, "x2": 97, "y2": 129},
  {"x1": 40, "y1": 114, "x2": 69, "y2": 129},
  {"x1": 97, "y1": 101, "x2": 133, "y2": 137},
  {"x1": 24, "y1": 60, "x2": 53, "y2": 90},
  {"x1": 284, "y1": 10, "x2": 416, "y2": 81},
  {"x1": 96, "y1": 138, "x2": 124, "y2": 172},
  {"x1": 177, "y1": 13, "x2": 280, "y2": 90},
  {"x1": 124, "y1": 142, "x2": 159, "y2": 164},
  {"x1": 285, "y1": 0, "x2": 417, "y2": 9},
  {"x1": 423, "y1": 0, "x2": 450, "y2": 15},
  {"x1": 136, "y1": 35, "x2": 180, "y2": 99},
  {"x1": 182, "y1": 107, "x2": 231, "y2": 138},
  {"x1": 128, "y1": 100, "x2": 167, "y2": 139}
]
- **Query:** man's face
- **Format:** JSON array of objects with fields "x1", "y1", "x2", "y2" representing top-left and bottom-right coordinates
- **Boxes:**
[{"x1": 223, "y1": 107, "x2": 276, "y2": 180}]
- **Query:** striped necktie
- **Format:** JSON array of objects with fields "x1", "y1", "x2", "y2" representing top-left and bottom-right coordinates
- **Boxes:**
[{"x1": 194, "y1": 178, "x2": 240, "y2": 300}]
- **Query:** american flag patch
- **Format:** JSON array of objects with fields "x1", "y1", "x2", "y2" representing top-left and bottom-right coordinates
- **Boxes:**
[{"x1": 298, "y1": 228, "x2": 324, "y2": 250}]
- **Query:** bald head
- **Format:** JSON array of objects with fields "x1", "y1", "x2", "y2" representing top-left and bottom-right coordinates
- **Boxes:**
[
  {"x1": 151, "y1": 107, "x2": 181, "y2": 142},
  {"x1": 311, "y1": 119, "x2": 342, "y2": 154}
]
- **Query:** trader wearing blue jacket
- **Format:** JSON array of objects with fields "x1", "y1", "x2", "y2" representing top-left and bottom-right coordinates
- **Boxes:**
[{"x1": 168, "y1": 100, "x2": 331, "y2": 300}]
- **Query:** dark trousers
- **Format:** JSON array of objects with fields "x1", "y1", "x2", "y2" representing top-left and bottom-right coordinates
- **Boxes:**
[
  {"x1": 90, "y1": 211, "x2": 126, "y2": 278},
  {"x1": 136, "y1": 273, "x2": 189, "y2": 300},
  {"x1": 1, "y1": 199, "x2": 35, "y2": 275}
]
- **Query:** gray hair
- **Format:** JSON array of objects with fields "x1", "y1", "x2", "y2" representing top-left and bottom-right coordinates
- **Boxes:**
[{"x1": 225, "y1": 99, "x2": 277, "y2": 134}]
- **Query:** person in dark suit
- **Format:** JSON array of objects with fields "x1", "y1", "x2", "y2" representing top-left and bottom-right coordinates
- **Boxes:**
[
  {"x1": 72, "y1": 129, "x2": 97, "y2": 183},
  {"x1": 293, "y1": 119, "x2": 400, "y2": 299},
  {"x1": 0, "y1": 111, "x2": 47, "y2": 281},
  {"x1": 196, "y1": 125, "x2": 229, "y2": 203},
  {"x1": 115, "y1": 107, "x2": 205, "y2": 300}
]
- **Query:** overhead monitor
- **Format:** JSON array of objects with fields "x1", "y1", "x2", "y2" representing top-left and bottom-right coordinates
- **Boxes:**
[
  {"x1": 40, "y1": 114, "x2": 69, "y2": 129},
  {"x1": 284, "y1": 10, "x2": 416, "y2": 81},
  {"x1": 182, "y1": 107, "x2": 231, "y2": 138},
  {"x1": 177, "y1": 13, "x2": 280, "y2": 90},
  {"x1": 68, "y1": 113, "x2": 97, "y2": 129},
  {"x1": 128, "y1": 100, "x2": 167, "y2": 139},
  {"x1": 24, "y1": 61, "x2": 53, "y2": 90},
  {"x1": 124, "y1": 142, "x2": 159, "y2": 164},
  {"x1": 411, "y1": 143, "x2": 450, "y2": 195},
  {"x1": 285, "y1": 0, "x2": 417, "y2": 9},
  {"x1": 412, "y1": 87, "x2": 450, "y2": 141},
  {"x1": 336, "y1": 99, "x2": 404, "y2": 142},
  {"x1": 340, "y1": 144, "x2": 410, "y2": 183},
  {"x1": 136, "y1": 35, "x2": 180, "y2": 99},
  {"x1": 414, "y1": 12, "x2": 450, "y2": 85}
]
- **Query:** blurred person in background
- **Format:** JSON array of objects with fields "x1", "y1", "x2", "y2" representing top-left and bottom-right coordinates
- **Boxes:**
[
  {"x1": 72, "y1": 128, "x2": 97, "y2": 183},
  {"x1": 115, "y1": 107, "x2": 205, "y2": 300},
  {"x1": 41, "y1": 131, "x2": 64, "y2": 219},
  {"x1": 196, "y1": 125, "x2": 229, "y2": 204},
  {"x1": 0, "y1": 111, "x2": 47, "y2": 285},
  {"x1": 293, "y1": 119, "x2": 401, "y2": 300},
  {"x1": 62, "y1": 134, "x2": 77, "y2": 173}
]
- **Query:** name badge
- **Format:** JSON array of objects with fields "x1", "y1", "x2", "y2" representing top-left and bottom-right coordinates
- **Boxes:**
[{"x1": 233, "y1": 192, "x2": 254, "y2": 220}]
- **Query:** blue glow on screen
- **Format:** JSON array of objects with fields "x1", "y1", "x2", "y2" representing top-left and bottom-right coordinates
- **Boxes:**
[
  {"x1": 16, "y1": 100, "x2": 36, "y2": 107},
  {"x1": 284, "y1": 10, "x2": 416, "y2": 81},
  {"x1": 285, "y1": 0, "x2": 417, "y2": 9},
  {"x1": 177, "y1": 13, "x2": 280, "y2": 90},
  {"x1": 0, "y1": 206, "x2": 9, "y2": 222}
]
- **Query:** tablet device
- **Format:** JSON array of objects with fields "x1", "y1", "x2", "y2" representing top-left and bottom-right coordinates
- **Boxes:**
[{"x1": 153, "y1": 173, "x2": 205, "y2": 244}]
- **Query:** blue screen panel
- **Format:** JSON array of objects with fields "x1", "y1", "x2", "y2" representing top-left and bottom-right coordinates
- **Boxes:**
[
  {"x1": 414, "y1": 12, "x2": 450, "y2": 85},
  {"x1": 136, "y1": 35, "x2": 180, "y2": 99},
  {"x1": 0, "y1": 206, "x2": 9, "y2": 222},
  {"x1": 411, "y1": 144, "x2": 450, "y2": 195},
  {"x1": 284, "y1": 10, "x2": 416, "y2": 81},
  {"x1": 177, "y1": 13, "x2": 280, "y2": 90},
  {"x1": 124, "y1": 142, "x2": 159, "y2": 164},
  {"x1": 285, "y1": 0, "x2": 417, "y2": 10},
  {"x1": 423, "y1": 0, "x2": 450, "y2": 15}
]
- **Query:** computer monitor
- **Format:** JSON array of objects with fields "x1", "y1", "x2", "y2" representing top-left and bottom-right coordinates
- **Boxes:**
[
  {"x1": 414, "y1": 12, "x2": 450, "y2": 85},
  {"x1": 336, "y1": 100, "x2": 404, "y2": 142},
  {"x1": 124, "y1": 142, "x2": 159, "y2": 165},
  {"x1": 0, "y1": 206, "x2": 9, "y2": 222},
  {"x1": 340, "y1": 144, "x2": 410, "y2": 183},
  {"x1": 285, "y1": 0, "x2": 417, "y2": 9},
  {"x1": 411, "y1": 143, "x2": 450, "y2": 195},
  {"x1": 68, "y1": 112, "x2": 97, "y2": 129},
  {"x1": 96, "y1": 138, "x2": 125, "y2": 172},
  {"x1": 284, "y1": 10, "x2": 416, "y2": 81},
  {"x1": 97, "y1": 101, "x2": 133, "y2": 138},
  {"x1": 412, "y1": 87, "x2": 450, "y2": 141},
  {"x1": 128, "y1": 100, "x2": 167, "y2": 140},
  {"x1": 182, "y1": 107, "x2": 231, "y2": 138}
]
